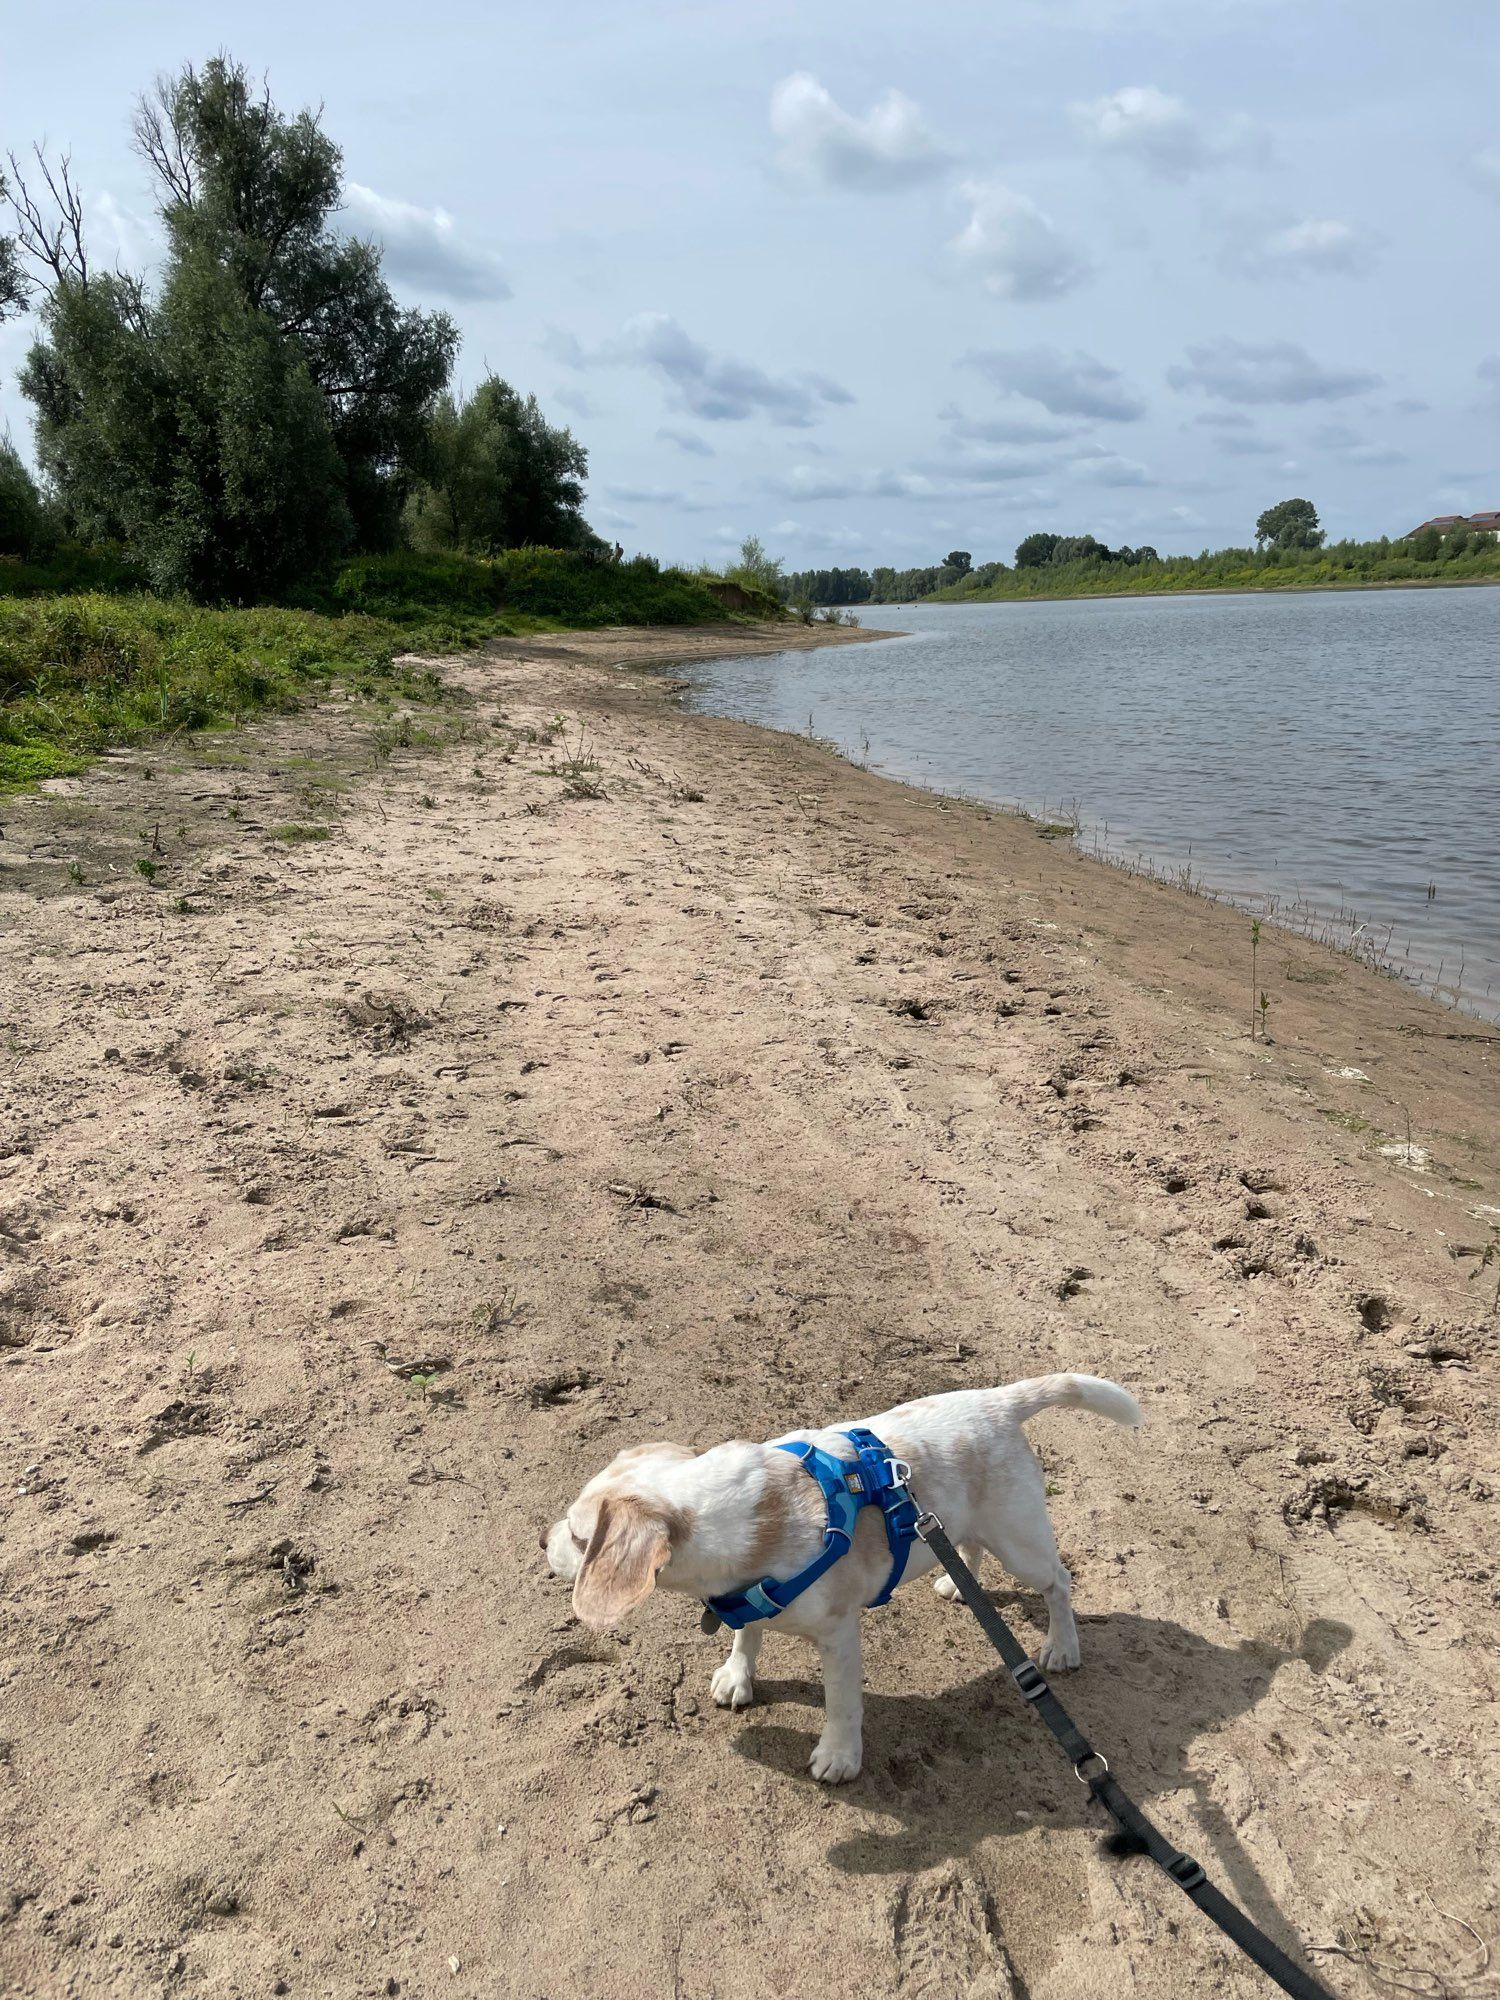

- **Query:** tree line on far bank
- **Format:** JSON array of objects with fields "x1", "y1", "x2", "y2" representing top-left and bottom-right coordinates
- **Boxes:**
[
  {"x1": 0, "y1": 58, "x2": 606, "y2": 597},
  {"x1": 777, "y1": 498, "x2": 1500, "y2": 607}
]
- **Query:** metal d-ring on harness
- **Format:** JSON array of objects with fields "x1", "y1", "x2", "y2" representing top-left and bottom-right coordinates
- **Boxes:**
[{"x1": 899, "y1": 1477, "x2": 1335, "y2": 2000}]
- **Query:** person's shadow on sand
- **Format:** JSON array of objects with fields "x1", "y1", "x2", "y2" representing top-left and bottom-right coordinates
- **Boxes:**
[{"x1": 732, "y1": 1599, "x2": 1351, "y2": 1963}]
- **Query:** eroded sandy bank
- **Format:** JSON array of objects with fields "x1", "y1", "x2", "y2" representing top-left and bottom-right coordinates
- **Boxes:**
[{"x1": 1, "y1": 622, "x2": 1496, "y2": 1999}]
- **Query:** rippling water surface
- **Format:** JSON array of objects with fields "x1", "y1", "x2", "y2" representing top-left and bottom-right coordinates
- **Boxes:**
[{"x1": 681, "y1": 588, "x2": 1500, "y2": 1017}]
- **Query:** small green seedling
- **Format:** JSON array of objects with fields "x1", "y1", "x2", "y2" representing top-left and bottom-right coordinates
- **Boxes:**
[
  {"x1": 1258, "y1": 990, "x2": 1270, "y2": 1038},
  {"x1": 1250, "y1": 919, "x2": 1262, "y2": 1040},
  {"x1": 66, "y1": 860, "x2": 84, "y2": 886},
  {"x1": 136, "y1": 857, "x2": 158, "y2": 882}
]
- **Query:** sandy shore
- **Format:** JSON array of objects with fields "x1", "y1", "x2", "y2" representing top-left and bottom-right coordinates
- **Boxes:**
[{"x1": 2, "y1": 621, "x2": 1497, "y2": 1999}]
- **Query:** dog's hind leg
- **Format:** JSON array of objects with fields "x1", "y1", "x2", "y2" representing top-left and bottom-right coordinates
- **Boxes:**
[
  {"x1": 981, "y1": 1482, "x2": 1080, "y2": 1671},
  {"x1": 710, "y1": 1624, "x2": 763, "y2": 1710},
  {"x1": 932, "y1": 1541, "x2": 985, "y2": 1599}
]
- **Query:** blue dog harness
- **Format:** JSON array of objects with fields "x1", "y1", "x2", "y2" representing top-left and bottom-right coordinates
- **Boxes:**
[{"x1": 704, "y1": 1427, "x2": 921, "y2": 1630}]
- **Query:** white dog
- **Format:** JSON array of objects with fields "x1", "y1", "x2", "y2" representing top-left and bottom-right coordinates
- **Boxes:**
[{"x1": 544, "y1": 1373, "x2": 1140, "y2": 1782}]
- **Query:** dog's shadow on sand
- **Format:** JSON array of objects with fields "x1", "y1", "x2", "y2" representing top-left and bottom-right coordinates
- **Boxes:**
[{"x1": 732, "y1": 1600, "x2": 1350, "y2": 1952}]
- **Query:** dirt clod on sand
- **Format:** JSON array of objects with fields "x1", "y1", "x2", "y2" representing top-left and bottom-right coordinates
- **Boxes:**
[{"x1": 1, "y1": 622, "x2": 1497, "y2": 1999}]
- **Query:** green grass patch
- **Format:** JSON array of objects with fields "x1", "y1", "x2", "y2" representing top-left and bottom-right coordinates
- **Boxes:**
[
  {"x1": 302, "y1": 547, "x2": 733, "y2": 638},
  {"x1": 0, "y1": 739, "x2": 90, "y2": 793},
  {"x1": 271, "y1": 822, "x2": 333, "y2": 843},
  {"x1": 0, "y1": 546, "x2": 742, "y2": 794}
]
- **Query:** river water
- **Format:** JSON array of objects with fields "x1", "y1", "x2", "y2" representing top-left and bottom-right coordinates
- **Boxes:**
[{"x1": 680, "y1": 588, "x2": 1500, "y2": 1019}]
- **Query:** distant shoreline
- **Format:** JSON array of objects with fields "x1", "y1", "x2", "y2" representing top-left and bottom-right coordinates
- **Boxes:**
[
  {"x1": 850, "y1": 574, "x2": 1500, "y2": 612},
  {"x1": 924, "y1": 576, "x2": 1496, "y2": 604}
]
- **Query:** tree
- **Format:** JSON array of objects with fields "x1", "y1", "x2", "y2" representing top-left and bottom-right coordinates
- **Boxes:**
[
  {"x1": 0, "y1": 169, "x2": 25, "y2": 320},
  {"x1": 22, "y1": 252, "x2": 350, "y2": 596},
  {"x1": 731, "y1": 535, "x2": 784, "y2": 594},
  {"x1": 0, "y1": 435, "x2": 51, "y2": 556},
  {"x1": 1052, "y1": 533, "x2": 1111, "y2": 564},
  {"x1": 407, "y1": 376, "x2": 591, "y2": 553},
  {"x1": 133, "y1": 58, "x2": 457, "y2": 549},
  {"x1": 13, "y1": 56, "x2": 458, "y2": 593},
  {"x1": 1254, "y1": 497, "x2": 1324, "y2": 551},
  {"x1": 944, "y1": 549, "x2": 972, "y2": 575},
  {"x1": 1410, "y1": 525, "x2": 1441, "y2": 561},
  {"x1": 1015, "y1": 531, "x2": 1060, "y2": 568}
]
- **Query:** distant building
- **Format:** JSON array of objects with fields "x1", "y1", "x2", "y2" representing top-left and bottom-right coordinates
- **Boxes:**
[{"x1": 1404, "y1": 510, "x2": 1500, "y2": 538}]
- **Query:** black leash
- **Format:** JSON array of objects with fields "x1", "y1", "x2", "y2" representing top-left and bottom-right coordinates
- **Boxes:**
[{"x1": 909, "y1": 1506, "x2": 1335, "y2": 2000}]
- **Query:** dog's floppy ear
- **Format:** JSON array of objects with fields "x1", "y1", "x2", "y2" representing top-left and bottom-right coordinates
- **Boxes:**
[{"x1": 572, "y1": 1495, "x2": 672, "y2": 1629}]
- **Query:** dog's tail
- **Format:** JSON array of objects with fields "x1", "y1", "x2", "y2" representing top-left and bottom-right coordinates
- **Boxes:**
[{"x1": 998, "y1": 1373, "x2": 1141, "y2": 1429}]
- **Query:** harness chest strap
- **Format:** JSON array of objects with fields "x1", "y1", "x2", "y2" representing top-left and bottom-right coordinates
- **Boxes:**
[{"x1": 704, "y1": 1427, "x2": 920, "y2": 1631}]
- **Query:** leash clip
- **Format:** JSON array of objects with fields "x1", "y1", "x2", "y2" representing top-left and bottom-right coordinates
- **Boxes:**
[{"x1": 913, "y1": 1508, "x2": 945, "y2": 1540}]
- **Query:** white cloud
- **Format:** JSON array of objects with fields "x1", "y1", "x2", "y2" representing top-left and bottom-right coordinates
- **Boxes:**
[
  {"x1": 1231, "y1": 217, "x2": 1380, "y2": 278},
  {"x1": 344, "y1": 183, "x2": 511, "y2": 300},
  {"x1": 1070, "y1": 448, "x2": 1154, "y2": 486},
  {"x1": 552, "y1": 313, "x2": 852, "y2": 427},
  {"x1": 1168, "y1": 337, "x2": 1380, "y2": 404},
  {"x1": 770, "y1": 73, "x2": 952, "y2": 190},
  {"x1": 965, "y1": 346, "x2": 1146, "y2": 421},
  {"x1": 1072, "y1": 85, "x2": 1264, "y2": 179},
  {"x1": 949, "y1": 180, "x2": 1089, "y2": 302}
]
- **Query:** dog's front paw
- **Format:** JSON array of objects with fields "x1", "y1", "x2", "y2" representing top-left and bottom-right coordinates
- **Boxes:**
[
  {"x1": 809, "y1": 1735, "x2": 862, "y2": 1784},
  {"x1": 932, "y1": 1572, "x2": 962, "y2": 1601},
  {"x1": 710, "y1": 1660, "x2": 755, "y2": 1710},
  {"x1": 1037, "y1": 1635, "x2": 1081, "y2": 1672}
]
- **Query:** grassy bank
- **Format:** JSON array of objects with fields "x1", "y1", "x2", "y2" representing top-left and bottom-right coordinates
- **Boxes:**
[
  {"x1": 0, "y1": 548, "x2": 736, "y2": 792},
  {"x1": 933, "y1": 545, "x2": 1500, "y2": 604}
]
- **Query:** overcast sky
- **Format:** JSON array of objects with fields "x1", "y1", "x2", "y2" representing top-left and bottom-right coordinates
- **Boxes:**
[{"x1": 3, "y1": 0, "x2": 1497, "y2": 564}]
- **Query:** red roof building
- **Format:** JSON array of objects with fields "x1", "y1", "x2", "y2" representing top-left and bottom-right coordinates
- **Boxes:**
[{"x1": 1404, "y1": 510, "x2": 1500, "y2": 537}]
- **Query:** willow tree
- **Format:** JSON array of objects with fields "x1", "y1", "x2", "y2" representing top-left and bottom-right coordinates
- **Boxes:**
[
  {"x1": 407, "y1": 376, "x2": 593, "y2": 553},
  {"x1": 12, "y1": 57, "x2": 458, "y2": 595}
]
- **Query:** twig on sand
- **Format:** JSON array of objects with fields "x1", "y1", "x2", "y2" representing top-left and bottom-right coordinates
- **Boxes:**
[{"x1": 1310, "y1": 1892, "x2": 1492, "y2": 2000}]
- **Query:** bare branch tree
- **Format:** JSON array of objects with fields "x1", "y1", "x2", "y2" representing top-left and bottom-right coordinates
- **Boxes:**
[
  {"x1": 132, "y1": 74, "x2": 195, "y2": 206},
  {"x1": 3, "y1": 146, "x2": 89, "y2": 292}
]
